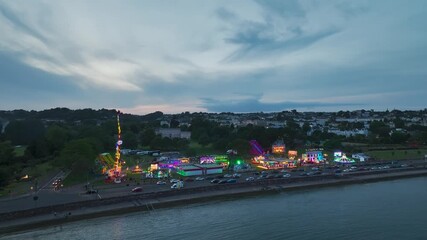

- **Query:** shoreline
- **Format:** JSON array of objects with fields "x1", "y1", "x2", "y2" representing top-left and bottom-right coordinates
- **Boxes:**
[{"x1": 1, "y1": 168, "x2": 427, "y2": 235}]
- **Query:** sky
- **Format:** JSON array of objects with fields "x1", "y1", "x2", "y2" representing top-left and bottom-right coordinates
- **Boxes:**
[{"x1": 0, "y1": 0, "x2": 426, "y2": 115}]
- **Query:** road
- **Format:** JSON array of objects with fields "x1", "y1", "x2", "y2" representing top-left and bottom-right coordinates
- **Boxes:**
[{"x1": 0, "y1": 160, "x2": 425, "y2": 213}]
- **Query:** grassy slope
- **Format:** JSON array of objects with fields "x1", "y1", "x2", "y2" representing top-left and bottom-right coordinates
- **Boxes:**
[{"x1": 367, "y1": 149, "x2": 427, "y2": 161}]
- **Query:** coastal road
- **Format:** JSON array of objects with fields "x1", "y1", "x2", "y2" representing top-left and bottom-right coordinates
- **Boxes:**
[{"x1": 1, "y1": 161, "x2": 424, "y2": 213}]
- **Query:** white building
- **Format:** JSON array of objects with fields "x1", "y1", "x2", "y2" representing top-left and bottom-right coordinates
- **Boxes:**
[{"x1": 155, "y1": 128, "x2": 191, "y2": 139}]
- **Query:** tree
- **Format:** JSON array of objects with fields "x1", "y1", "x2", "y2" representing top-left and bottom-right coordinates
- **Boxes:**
[
  {"x1": 26, "y1": 138, "x2": 49, "y2": 159},
  {"x1": 229, "y1": 139, "x2": 250, "y2": 156},
  {"x1": 369, "y1": 121, "x2": 391, "y2": 138},
  {"x1": 140, "y1": 128, "x2": 156, "y2": 146},
  {"x1": 0, "y1": 168, "x2": 11, "y2": 189},
  {"x1": 122, "y1": 132, "x2": 138, "y2": 149},
  {"x1": 0, "y1": 141, "x2": 15, "y2": 165},
  {"x1": 170, "y1": 118, "x2": 180, "y2": 128},
  {"x1": 46, "y1": 125, "x2": 69, "y2": 154},
  {"x1": 302, "y1": 122, "x2": 311, "y2": 134},
  {"x1": 393, "y1": 118, "x2": 405, "y2": 129},
  {"x1": 323, "y1": 139, "x2": 342, "y2": 150},
  {"x1": 390, "y1": 132, "x2": 409, "y2": 144},
  {"x1": 3, "y1": 119, "x2": 45, "y2": 145},
  {"x1": 57, "y1": 139, "x2": 97, "y2": 173}
]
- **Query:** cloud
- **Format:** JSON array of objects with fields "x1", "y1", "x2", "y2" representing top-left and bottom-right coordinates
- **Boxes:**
[
  {"x1": 0, "y1": 0, "x2": 426, "y2": 113},
  {"x1": 201, "y1": 96, "x2": 359, "y2": 113}
]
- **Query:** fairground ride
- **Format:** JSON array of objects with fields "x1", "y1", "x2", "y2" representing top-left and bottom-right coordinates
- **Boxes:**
[{"x1": 112, "y1": 110, "x2": 124, "y2": 183}]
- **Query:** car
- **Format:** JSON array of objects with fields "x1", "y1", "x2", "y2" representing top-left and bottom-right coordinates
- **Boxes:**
[
  {"x1": 257, "y1": 176, "x2": 265, "y2": 180},
  {"x1": 170, "y1": 179, "x2": 179, "y2": 183},
  {"x1": 224, "y1": 174, "x2": 233, "y2": 178},
  {"x1": 299, "y1": 173, "x2": 308, "y2": 176},
  {"x1": 232, "y1": 173, "x2": 241, "y2": 178},
  {"x1": 226, "y1": 179, "x2": 237, "y2": 183},
  {"x1": 311, "y1": 167, "x2": 319, "y2": 171},
  {"x1": 85, "y1": 189, "x2": 98, "y2": 194},
  {"x1": 210, "y1": 179, "x2": 220, "y2": 184},
  {"x1": 131, "y1": 187, "x2": 143, "y2": 192},
  {"x1": 283, "y1": 174, "x2": 291, "y2": 178},
  {"x1": 280, "y1": 169, "x2": 289, "y2": 173},
  {"x1": 218, "y1": 179, "x2": 228, "y2": 184},
  {"x1": 246, "y1": 177, "x2": 255, "y2": 181},
  {"x1": 205, "y1": 176, "x2": 215, "y2": 180},
  {"x1": 195, "y1": 177, "x2": 205, "y2": 181},
  {"x1": 156, "y1": 181, "x2": 166, "y2": 185},
  {"x1": 171, "y1": 181, "x2": 184, "y2": 189},
  {"x1": 253, "y1": 172, "x2": 260, "y2": 175}
]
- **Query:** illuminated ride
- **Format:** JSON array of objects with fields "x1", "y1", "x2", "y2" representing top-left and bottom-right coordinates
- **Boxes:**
[
  {"x1": 105, "y1": 110, "x2": 125, "y2": 183},
  {"x1": 333, "y1": 152, "x2": 355, "y2": 164},
  {"x1": 250, "y1": 140, "x2": 296, "y2": 169},
  {"x1": 272, "y1": 140, "x2": 285, "y2": 154}
]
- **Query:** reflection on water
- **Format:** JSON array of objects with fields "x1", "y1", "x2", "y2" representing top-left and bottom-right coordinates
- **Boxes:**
[{"x1": 3, "y1": 177, "x2": 427, "y2": 240}]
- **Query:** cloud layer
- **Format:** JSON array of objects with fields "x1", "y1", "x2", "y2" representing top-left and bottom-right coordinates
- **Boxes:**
[{"x1": 0, "y1": 0, "x2": 426, "y2": 113}]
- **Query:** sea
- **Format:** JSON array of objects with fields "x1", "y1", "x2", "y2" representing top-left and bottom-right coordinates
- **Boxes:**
[{"x1": 2, "y1": 176, "x2": 427, "y2": 240}]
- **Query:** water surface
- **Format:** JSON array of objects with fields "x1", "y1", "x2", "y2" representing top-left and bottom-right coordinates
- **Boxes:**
[{"x1": 3, "y1": 177, "x2": 427, "y2": 240}]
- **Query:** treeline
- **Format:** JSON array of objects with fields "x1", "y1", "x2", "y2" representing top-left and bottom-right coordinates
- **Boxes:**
[
  {"x1": 0, "y1": 110, "x2": 185, "y2": 188},
  {"x1": 1, "y1": 108, "x2": 427, "y2": 189}
]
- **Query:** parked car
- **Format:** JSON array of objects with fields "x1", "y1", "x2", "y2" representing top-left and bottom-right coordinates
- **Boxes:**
[
  {"x1": 170, "y1": 179, "x2": 179, "y2": 183},
  {"x1": 210, "y1": 179, "x2": 220, "y2": 184},
  {"x1": 227, "y1": 179, "x2": 237, "y2": 183},
  {"x1": 224, "y1": 174, "x2": 233, "y2": 178},
  {"x1": 218, "y1": 179, "x2": 229, "y2": 184},
  {"x1": 246, "y1": 177, "x2": 255, "y2": 181},
  {"x1": 232, "y1": 173, "x2": 241, "y2": 178},
  {"x1": 195, "y1": 177, "x2": 205, "y2": 181},
  {"x1": 171, "y1": 181, "x2": 184, "y2": 189},
  {"x1": 283, "y1": 174, "x2": 291, "y2": 178},
  {"x1": 156, "y1": 181, "x2": 166, "y2": 185},
  {"x1": 131, "y1": 187, "x2": 143, "y2": 192},
  {"x1": 85, "y1": 189, "x2": 98, "y2": 194}
]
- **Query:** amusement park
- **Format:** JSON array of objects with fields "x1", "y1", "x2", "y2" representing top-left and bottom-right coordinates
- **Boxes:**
[{"x1": 94, "y1": 111, "x2": 363, "y2": 190}]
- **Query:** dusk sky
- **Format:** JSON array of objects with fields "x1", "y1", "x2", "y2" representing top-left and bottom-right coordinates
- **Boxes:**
[{"x1": 0, "y1": 0, "x2": 426, "y2": 114}]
